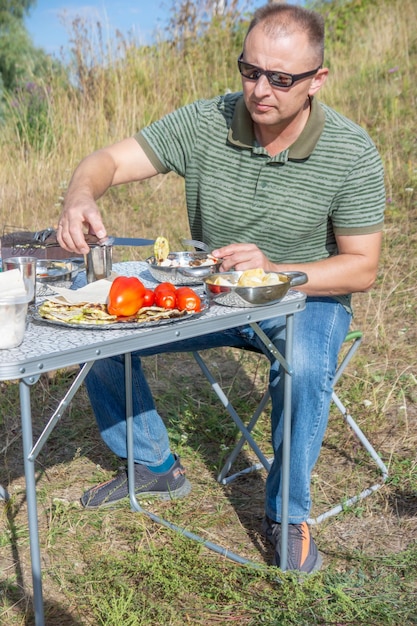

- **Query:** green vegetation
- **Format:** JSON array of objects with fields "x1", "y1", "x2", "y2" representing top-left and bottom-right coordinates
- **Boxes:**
[{"x1": 1, "y1": 0, "x2": 417, "y2": 623}]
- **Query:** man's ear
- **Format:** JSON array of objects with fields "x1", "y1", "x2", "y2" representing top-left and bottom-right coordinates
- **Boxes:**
[{"x1": 308, "y1": 67, "x2": 329, "y2": 96}]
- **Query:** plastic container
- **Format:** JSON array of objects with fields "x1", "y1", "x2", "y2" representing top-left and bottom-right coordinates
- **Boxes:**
[
  {"x1": 0, "y1": 293, "x2": 31, "y2": 349},
  {"x1": 2, "y1": 256, "x2": 37, "y2": 304}
]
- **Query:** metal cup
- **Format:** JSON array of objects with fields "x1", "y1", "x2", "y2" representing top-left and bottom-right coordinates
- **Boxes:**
[
  {"x1": 85, "y1": 244, "x2": 113, "y2": 283},
  {"x1": 3, "y1": 256, "x2": 37, "y2": 304}
]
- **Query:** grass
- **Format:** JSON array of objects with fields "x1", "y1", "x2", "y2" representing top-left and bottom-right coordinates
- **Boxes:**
[{"x1": 1, "y1": 0, "x2": 417, "y2": 623}]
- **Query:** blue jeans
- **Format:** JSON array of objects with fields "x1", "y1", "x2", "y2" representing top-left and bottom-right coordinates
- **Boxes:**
[{"x1": 85, "y1": 297, "x2": 351, "y2": 523}]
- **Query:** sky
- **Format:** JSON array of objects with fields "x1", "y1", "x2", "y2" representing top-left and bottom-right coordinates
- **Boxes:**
[
  {"x1": 24, "y1": 1, "x2": 284, "y2": 58},
  {"x1": 24, "y1": 1, "x2": 172, "y2": 57}
]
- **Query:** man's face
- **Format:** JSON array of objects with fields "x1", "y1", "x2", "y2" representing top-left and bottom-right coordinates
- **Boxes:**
[{"x1": 241, "y1": 25, "x2": 325, "y2": 132}]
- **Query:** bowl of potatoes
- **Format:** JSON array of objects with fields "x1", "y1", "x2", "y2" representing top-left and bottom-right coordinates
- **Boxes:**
[{"x1": 204, "y1": 268, "x2": 308, "y2": 307}]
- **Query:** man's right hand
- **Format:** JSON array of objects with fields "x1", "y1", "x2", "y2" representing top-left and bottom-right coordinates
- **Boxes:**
[
  {"x1": 57, "y1": 197, "x2": 107, "y2": 255},
  {"x1": 56, "y1": 138, "x2": 160, "y2": 254}
]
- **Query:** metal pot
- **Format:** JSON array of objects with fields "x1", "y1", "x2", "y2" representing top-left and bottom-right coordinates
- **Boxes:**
[{"x1": 204, "y1": 271, "x2": 308, "y2": 307}]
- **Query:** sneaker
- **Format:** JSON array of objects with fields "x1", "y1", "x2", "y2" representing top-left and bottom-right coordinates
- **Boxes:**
[
  {"x1": 262, "y1": 516, "x2": 323, "y2": 573},
  {"x1": 81, "y1": 454, "x2": 191, "y2": 509}
]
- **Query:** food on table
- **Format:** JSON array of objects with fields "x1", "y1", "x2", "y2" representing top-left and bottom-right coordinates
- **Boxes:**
[
  {"x1": 154, "y1": 281, "x2": 177, "y2": 294},
  {"x1": 142, "y1": 288, "x2": 156, "y2": 307},
  {"x1": 237, "y1": 268, "x2": 284, "y2": 287},
  {"x1": 39, "y1": 301, "x2": 118, "y2": 324},
  {"x1": 153, "y1": 236, "x2": 170, "y2": 263},
  {"x1": 38, "y1": 277, "x2": 203, "y2": 325},
  {"x1": 175, "y1": 286, "x2": 202, "y2": 312},
  {"x1": 107, "y1": 276, "x2": 146, "y2": 316},
  {"x1": 154, "y1": 288, "x2": 177, "y2": 309},
  {"x1": 157, "y1": 253, "x2": 219, "y2": 268},
  {"x1": 38, "y1": 301, "x2": 193, "y2": 325},
  {"x1": 208, "y1": 268, "x2": 285, "y2": 288}
]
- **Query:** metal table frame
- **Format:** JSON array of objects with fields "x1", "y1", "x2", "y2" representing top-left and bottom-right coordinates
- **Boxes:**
[{"x1": 0, "y1": 262, "x2": 306, "y2": 625}]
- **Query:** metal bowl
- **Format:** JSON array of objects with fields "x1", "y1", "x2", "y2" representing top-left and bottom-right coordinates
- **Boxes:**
[
  {"x1": 36, "y1": 259, "x2": 80, "y2": 283},
  {"x1": 146, "y1": 252, "x2": 222, "y2": 286},
  {"x1": 204, "y1": 271, "x2": 308, "y2": 307}
]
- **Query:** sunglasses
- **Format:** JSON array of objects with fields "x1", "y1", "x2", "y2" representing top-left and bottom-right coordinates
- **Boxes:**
[{"x1": 238, "y1": 54, "x2": 321, "y2": 88}]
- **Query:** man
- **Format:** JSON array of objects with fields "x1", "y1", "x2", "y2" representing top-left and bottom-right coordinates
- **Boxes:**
[{"x1": 57, "y1": 3, "x2": 385, "y2": 573}]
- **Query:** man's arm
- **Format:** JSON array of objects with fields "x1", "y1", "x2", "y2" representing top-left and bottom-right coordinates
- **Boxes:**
[
  {"x1": 212, "y1": 230, "x2": 383, "y2": 295},
  {"x1": 57, "y1": 137, "x2": 159, "y2": 254}
]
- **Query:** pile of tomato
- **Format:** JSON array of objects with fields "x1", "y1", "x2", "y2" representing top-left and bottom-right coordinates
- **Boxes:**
[{"x1": 108, "y1": 276, "x2": 202, "y2": 317}]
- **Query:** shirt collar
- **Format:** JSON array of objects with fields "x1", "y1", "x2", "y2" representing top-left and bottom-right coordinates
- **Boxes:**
[{"x1": 227, "y1": 95, "x2": 325, "y2": 161}]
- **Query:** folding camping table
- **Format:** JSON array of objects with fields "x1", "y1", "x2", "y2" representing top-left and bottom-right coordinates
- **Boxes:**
[{"x1": 0, "y1": 261, "x2": 306, "y2": 626}]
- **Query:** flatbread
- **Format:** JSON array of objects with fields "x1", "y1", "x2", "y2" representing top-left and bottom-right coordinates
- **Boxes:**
[
  {"x1": 38, "y1": 300, "x2": 189, "y2": 326},
  {"x1": 38, "y1": 301, "x2": 117, "y2": 325}
]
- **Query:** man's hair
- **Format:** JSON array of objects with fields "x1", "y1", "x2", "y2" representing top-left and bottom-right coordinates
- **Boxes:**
[{"x1": 244, "y1": 3, "x2": 325, "y2": 65}]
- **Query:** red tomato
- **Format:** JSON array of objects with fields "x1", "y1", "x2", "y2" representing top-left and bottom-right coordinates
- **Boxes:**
[
  {"x1": 155, "y1": 288, "x2": 177, "y2": 309},
  {"x1": 154, "y1": 282, "x2": 176, "y2": 295},
  {"x1": 175, "y1": 287, "x2": 202, "y2": 312},
  {"x1": 142, "y1": 288, "x2": 155, "y2": 307},
  {"x1": 107, "y1": 276, "x2": 146, "y2": 316}
]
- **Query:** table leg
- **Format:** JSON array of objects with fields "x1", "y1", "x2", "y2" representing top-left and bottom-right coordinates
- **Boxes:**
[
  {"x1": 17, "y1": 363, "x2": 93, "y2": 626},
  {"x1": 19, "y1": 378, "x2": 45, "y2": 626},
  {"x1": 279, "y1": 312, "x2": 294, "y2": 572},
  {"x1": 124, "y1": 352, "x2": 141, "y2": 512},
  {"x1": 249, "y1": 316, "x2": 295, "y2": 571}
]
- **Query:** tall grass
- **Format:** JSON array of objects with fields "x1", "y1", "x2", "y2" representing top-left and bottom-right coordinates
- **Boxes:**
[
  {"x1": 1, "y1": 0, "x2": 415, "y2": 241},
  {"x1": 1, "y1": 0, "x2": 416, "y2": 624}
]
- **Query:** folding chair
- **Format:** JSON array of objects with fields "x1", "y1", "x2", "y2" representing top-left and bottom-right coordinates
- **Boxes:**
[{"x1": 192, "y1": 330, "x2": 388, "y2": 526}]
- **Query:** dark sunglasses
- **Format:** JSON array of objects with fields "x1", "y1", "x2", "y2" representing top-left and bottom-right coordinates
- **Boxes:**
[{"x1": 238, "y1": 54, "x2": 321, "y2": 88}]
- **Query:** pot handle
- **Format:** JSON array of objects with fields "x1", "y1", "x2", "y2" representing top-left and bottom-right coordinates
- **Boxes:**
[{"x1": 282, "y1": 271, "x2": 308, "y2": 287}]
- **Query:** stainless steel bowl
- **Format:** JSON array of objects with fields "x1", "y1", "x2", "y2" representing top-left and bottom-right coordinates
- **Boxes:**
[
  {"x1": 146, "y1": 252, "x2": 222, "y2": 285},
  {"x1": 36, "y1": 260, "x2": 80, "y2": 284},
  {"x1": 204, "y1": 271, "x2": 308, "y2": 307}
]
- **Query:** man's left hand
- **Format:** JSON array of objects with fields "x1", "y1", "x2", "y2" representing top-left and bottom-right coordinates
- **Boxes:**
[{"x1": 212, "y1": 243, "x2": 273, "y2": 272}]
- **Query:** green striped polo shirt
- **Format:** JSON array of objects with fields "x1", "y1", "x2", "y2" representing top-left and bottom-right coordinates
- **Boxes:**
[{"x1": 135, "y1": 92, "x2": 385, "y2": 311}]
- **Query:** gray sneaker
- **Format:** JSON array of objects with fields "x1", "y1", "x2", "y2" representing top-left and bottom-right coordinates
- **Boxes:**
[
  {"x1": 81, "y1": 454, "x2": 191, "y2": 509},
  {"x1": 262, "y1": 516, "x2": 323, "y2": 573}
]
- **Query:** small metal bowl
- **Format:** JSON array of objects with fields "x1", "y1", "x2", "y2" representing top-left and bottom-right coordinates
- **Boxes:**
[
  {"x1": 146, "y1": 252, "x2": 222, "y2": 286},
  {"x1": 204, "y1": 271, "x2": 308, "y2": 307},
  {"x1": 36, "y1": 260, "x2": 80, "y2": 284},
  {"x1": 36, "y1": 260, "x2": 80, "y2": 296}
]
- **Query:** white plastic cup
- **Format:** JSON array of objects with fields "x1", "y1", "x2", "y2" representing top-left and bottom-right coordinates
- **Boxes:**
[
  {"x1": 0, "y1": 292, "x2": 31, "y2": 349},
  {"x1": 3, "y1": 256, "x2": 37, "y2": 304}
]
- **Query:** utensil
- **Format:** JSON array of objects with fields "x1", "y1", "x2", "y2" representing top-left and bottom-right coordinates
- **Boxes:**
[
  {"x1": 36, "y1": 260, "x2": 79, "y2": 284},
  {"x1": 85, "y1": 245, "x2": 113, "y2": 283},
  {"x1": 204, "y1": 271, "x2": 308, "y2": 307},
  {"x1": 36, "y1": 260, "x2": 80, "y2": 295},
  {"x1": 0, "y1": 292, "x2": 31, "y2": 349},
  {"x1": 146, "y1": 251, "x2": 222, "y2": 285},
  {"x1": 181, "y1": 238, "x2": 210, "y2": 253},
  {"x1": 95, "y1": 236, "x2": 155, "y2": 247},
  {"x1": 3, "y1": 256, "x2": 37, "y2": 304}
]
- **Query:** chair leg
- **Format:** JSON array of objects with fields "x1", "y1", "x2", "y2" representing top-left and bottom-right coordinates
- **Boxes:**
[
  {"x1": 307, "y1": 391, "x2": 388, "y2": 525},
  {"x1": 217, "y1": 388, "x2": 272, "y2": 484},
  {"x1": 307, "y1": 332, "x2": 388, "y2": 524},
  {"x1": 0, "y1": 485, "x2": 10, "y2": 501},
  {"x1": 192, "y1": 352, "x2": 272, "y2": 480},
  {"x1": 193, "y1": 332, "x2": 388, "y2": 525}
]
